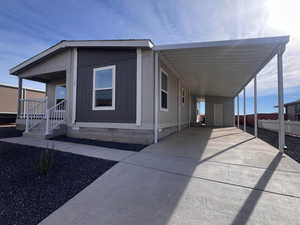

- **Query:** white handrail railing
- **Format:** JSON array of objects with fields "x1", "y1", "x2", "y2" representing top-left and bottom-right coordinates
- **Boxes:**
[
  {"x1": 18, "y1": 97, "x2": 47, "y2": 119},
  {"x1": 22, "y1": 98, "x2": 48, "y2": 133},
  {"x1": 45, "y1": 100, "x2": 66, "y2": 135}
]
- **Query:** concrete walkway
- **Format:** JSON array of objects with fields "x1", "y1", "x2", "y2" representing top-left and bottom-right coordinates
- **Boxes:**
[{"x1": 2, "y1": 127, "x2": 300, "y2": 225}]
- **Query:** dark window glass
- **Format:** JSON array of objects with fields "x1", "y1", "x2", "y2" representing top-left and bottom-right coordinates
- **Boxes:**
[
  {"x1": 95, "y1": 89, "x2": 112, "y2": 107},
  {"x1": 161, "y1": 91, "x2": 167, "y2": 109},
  {"x1": 161, "y1": 72, "x2": 168, "y2": 91}
]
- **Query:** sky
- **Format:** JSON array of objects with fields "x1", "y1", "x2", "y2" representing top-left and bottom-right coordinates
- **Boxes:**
[{"x1": 1, "y1": 0, "x2": 300, "y2": 114}]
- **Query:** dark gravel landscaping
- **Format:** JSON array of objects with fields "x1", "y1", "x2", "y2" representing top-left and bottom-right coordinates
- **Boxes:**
[
  {"x1": 0, "y1": 126, "x2": 23, "y2": 138},
  {"x1": 244, "y1": 126, "x2": 300, "y2": 163},
  {"x1": 0, "y1": 141, "x2": 117, "y2": 225},
  {"x1": 52, "y1": 135, "x2": 147, "y2": 152}
]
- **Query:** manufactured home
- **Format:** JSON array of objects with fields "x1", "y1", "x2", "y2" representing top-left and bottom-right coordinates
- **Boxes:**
[{"x1": 10, "y1": 36, "x2": 289, "y2": 145}]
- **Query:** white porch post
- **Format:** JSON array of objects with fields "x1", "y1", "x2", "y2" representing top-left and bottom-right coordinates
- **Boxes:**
[
  {"x1": 237, "y1": 94, "x2": 240, "y2": 129},
  {"x1": 243, "y1": 88, "x2": 246, "y2": 132},
  {"x1": 154, "y1": 52, "x2": 159, "y2": 143},
  {"x1": 188, "y1": 88, "x2": 191, "y2": 128},
  {"x1": 178, "y1": 79, "x2": 181, "y2": 132},
  {"x1": 254, "y1": 75, "x2": 258, "y2": 137},
  {"x1": 277, "y1": 45, "x2": 285, "y2": 152},
  {"x1": 17, "y1": 77, "x2": 23, "y2": 118}
]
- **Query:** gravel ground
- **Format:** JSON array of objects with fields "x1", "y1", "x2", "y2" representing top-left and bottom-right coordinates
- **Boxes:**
[
  {"x1": 0, "y1": 126, "x2": 23, "y2": 138},
  {"x1": 244, "y1": 126, "x2": 300, "y2": 163},
  {"x1": 0, "y1": 141, "x2": 117, "y2": 225},
  {"x1": 52, "y1": 135, "x2": 147, "y2": 152}
]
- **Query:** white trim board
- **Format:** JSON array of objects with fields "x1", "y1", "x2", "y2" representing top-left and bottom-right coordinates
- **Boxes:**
[
  {"x1": 154, "y1": 36, "x2": 289, "y2": 51},
  {"x1": 136, "y1": 48, "x2": 142, "y2": 126},
  {"x1": 72, "y1": 48, "x2": 78, "y2": 124}
]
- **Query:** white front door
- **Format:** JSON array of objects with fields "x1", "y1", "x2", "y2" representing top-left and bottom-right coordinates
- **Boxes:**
[{"x1": 214, "y1": 104, "x2": 223, "y2": 127}]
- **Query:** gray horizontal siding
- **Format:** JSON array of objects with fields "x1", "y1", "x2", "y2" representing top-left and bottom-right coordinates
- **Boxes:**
[{"x1": 76, "y1": 48, "x2": 137, "y2": 123}]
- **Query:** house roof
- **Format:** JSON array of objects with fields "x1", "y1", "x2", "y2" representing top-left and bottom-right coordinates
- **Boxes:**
[
  {"x1": 9, "y1": 36, "x2": 289, "y2": 98},
  {"x1": 10, "y1": 39, "x2": 154, "y2": 74},
  {"x1": 154, "y1": 36, "x2": 289, "y2": 97},
  {"x1": 284, "y1": 100, "x2": 300, "y2": 107}
]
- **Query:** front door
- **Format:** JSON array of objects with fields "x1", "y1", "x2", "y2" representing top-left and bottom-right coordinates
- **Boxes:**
[
  {"x1": 214, "y1": 104, "x2": 223, "y2": 127},
  {"x1": 55, "y1": 84, "x2": 66, "y2": 104},
  {"x1": 55, "y1": 84, "x2": 66, "y2": 109}
]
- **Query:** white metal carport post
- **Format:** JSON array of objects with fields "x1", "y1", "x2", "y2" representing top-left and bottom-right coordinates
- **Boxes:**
[
  {"x1": 254, "y1": 75, "x2": 258, "y2": 137},
  {"x1": 237, "y1": 94, "x2": 240, "y2": 129},
  {"x1": 243, "y1": 88, "x2": 246, "y2": 132},
  {"x1": 277, "y1": 45, "x2": 285, "y2": 152}
]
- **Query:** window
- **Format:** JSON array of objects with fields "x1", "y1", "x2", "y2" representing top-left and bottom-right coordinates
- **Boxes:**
[
  {"x1": 296, "y1": 105, "x2": 300, "y2": 121},
  {"x1": 182, "y1": 88, "x2": 185, "y2": 104},
  {"x1": 93, "y1": 65, "x2": 116, "y2": 110},
  {"x1": 160, "y1": 69, "x2": 168, "y2": 111}
]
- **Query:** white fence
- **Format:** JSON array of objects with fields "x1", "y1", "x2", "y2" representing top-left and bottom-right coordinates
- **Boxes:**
[
  {"x1": 258, "y1": 120, "x2": 300, "y2": 136},
  {"x1": 19, "y1": 98, "x2": 47, "y2": 119}
]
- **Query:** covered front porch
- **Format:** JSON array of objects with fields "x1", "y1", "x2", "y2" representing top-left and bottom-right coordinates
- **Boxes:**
[
  {"x1": 16, "y1": 71, "x2": 67, "y2": 136},
  {"x1": 9, "y1": 46, "x2": 78, "y2": 137}
]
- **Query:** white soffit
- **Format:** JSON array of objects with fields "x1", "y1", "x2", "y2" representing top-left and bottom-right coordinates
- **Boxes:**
[{"x1": 155, "y1": 36, "x2": 289, "y2": 97}]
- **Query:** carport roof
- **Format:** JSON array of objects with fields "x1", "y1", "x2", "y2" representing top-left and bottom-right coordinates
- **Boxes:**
[{"x1": 155, "y1": 36, "x2": 289, "y2": 97}]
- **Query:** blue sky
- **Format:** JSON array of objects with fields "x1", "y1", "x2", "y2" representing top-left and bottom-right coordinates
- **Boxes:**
[{"x1": 1, "y1": 0, "x2": 300, "y2": 114}]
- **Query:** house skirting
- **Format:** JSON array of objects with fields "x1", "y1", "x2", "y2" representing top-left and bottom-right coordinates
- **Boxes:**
[
  {"x1": 67, "y1": 126, "x2": 154, "y2": 145},
  {"x1": 158, "y1": 123, "x2": 189, "y2": 140}
]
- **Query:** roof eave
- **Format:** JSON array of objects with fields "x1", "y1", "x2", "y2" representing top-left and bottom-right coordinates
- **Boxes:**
[{"x1": 153, "y1": 35, "x2": 290, "y2": 51}]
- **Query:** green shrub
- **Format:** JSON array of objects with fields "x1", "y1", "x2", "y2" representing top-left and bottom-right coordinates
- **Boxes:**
[{"x1": 37, "y1": 142, "x2": 54, "y2": 175}]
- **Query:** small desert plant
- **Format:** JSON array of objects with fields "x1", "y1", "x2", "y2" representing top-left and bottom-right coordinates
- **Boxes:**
[{"x1": 37, "y1": 142, "x2": 54, "y2": 175}]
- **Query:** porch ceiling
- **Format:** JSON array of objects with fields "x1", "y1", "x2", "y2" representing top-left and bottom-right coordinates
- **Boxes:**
[
  {"x1": 25, "y1": 71, "x2": 66, "y2": 83},
  {"x1": 155, "y1": 36, "x2": 289, "y2": 97}
]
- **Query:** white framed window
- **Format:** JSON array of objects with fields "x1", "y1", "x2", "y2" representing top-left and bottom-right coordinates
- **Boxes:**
[
  {"x1": 92, "y1": 65, "x2": 116, "y2": 110},
  {"x1": 182, "y1": 88, "x2": 185, "y2": 104},
  {"x1": 160, "y1": 68, "x2": 168, "y2": 111}
]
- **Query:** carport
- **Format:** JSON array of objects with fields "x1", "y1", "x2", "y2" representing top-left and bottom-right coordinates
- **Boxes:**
[{"x1": 153, "y1": 36, "x2": 289, "y2": 151}]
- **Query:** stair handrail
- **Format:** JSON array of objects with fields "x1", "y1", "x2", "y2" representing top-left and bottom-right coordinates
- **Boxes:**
[{"x1": 45, "y1": 99, "x2": 66, "y2": 135}]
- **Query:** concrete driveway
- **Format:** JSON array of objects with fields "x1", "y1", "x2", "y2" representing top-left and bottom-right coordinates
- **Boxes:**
[{"x1": 39, "y1": 127, "x2": 300, "y2": 225}]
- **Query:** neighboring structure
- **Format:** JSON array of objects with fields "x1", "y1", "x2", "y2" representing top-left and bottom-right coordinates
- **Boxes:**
[
  {"x1": 236, "y1": 113, "x2": 283, "y2": 126},
  {"x1": 0, "y1": 83, "x2": 45, "y2": 124},
  {"x1": 9, "y1": 36, "x2": 289, "y2": 146},
  {"x1": 284, "y1": 100, "x2": 300, "y2": 121}
]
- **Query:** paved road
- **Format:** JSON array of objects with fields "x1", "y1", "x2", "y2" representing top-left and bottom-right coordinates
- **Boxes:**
[{"x1": 30, "y1": 127, "x2": 300, "y2": 225}]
